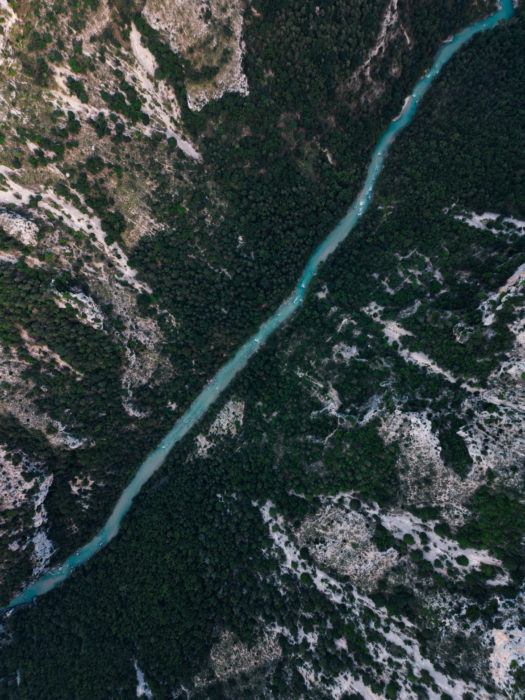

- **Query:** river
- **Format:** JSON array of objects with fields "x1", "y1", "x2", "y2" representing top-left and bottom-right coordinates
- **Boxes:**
[{"x1": 5, "y1": 0, "x2": 515, "y2": 610}]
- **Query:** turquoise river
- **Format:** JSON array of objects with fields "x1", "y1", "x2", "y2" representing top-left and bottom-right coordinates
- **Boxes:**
[{"x1": 5, "y1": 0, "x2": 515, "y2": 610}]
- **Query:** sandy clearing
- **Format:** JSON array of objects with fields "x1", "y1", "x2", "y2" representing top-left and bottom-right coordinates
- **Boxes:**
[
  {"x1": 194, "y1": 399, "x2": 244, "y2": 457},
  {"x1": 0, "y1": 445, "x2": 54, "y2": 577},
  {"x1": 307, "y1": 669, "x2": 385, "y2": 700},
  {"x1": 0, "y1": 346, "x2": 89, "y2": 450},
  {"x1": 453, "y1": 210, "x2": 499, "y2": 230},
  {"x1": 69, "y1": 474, "x2": 94, "y2": 498},
  {"x1": 497, "y1": 261, "x2": 525, "y2": 295},
  {"x1": 260, "y1": 500, "x2": 346, "y2": 606},
  {"x1": 504, "y1": 216, "x2": 525, "y2": 231},
  {"x1": 475, "y1": 259, "x2": 525, "y2": 328}
]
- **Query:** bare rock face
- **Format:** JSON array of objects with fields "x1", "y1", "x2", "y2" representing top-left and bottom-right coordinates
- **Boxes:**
[
  {"x1": 0, "y1": 445, "x2": 54, "y2": 585},
  {"x1": 296, "y1": 502, "x2": 398, "y2": 592},
  {"x1": 380, "y1": 410, "x2": 480, "y2": 526},
  {"x1": 209, "y1": 629, "x2": 281, "y2": 681},
  {"x1": 142, "y1": 0, "x2": 249, "y2": 110},
  {"x1": 0, "y1": 212, "x2": 39, "y2": 247}
]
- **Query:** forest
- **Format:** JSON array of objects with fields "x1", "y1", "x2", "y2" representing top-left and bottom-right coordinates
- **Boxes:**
[
  {"x1": 0, "y1": 4, "x2": 523, "y2": 698},
  {"x1": 0, "y1": 0, "x2": 498, "y2": 605}
]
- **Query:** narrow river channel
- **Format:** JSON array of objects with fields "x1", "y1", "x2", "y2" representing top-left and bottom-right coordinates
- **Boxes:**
[{"x1": 5, "y1": 0, "x2": 515, "y2": 610}]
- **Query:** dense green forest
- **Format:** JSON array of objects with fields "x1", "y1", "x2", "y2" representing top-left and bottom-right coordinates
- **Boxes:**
[
  {"x1": 1, "y1": 5, "x2": 523, "y2": 698},
  {"x1": 126, "y1": 0, "x2": 497, "y2": 404},
  {"x1": 0, "y1": 0, "x2": 498, "y2": 603}
]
